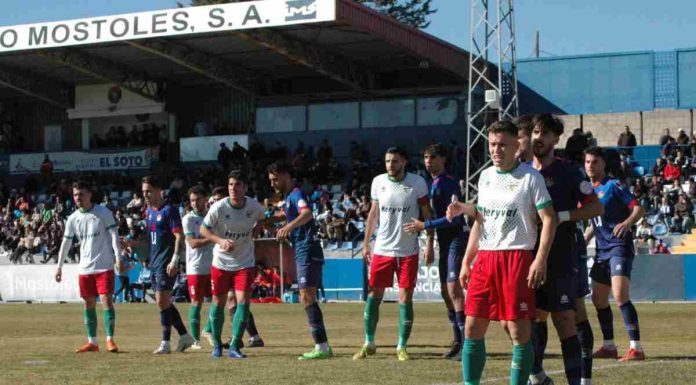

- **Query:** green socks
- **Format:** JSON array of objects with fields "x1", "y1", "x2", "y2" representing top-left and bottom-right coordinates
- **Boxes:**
[
  {"x1": 209, "y1": 304, "x2": 225, "y2": 347},
  {"x1": 397, "y1": 302, "x2": 414, "y2": 349},
  {"x1": 103, "y1": 308, "x2": 115, "y2": 338},
  {"x1": 189, "y1": 305, "x2": 201, "y2": 341},
  {"x1": 231, "y1": 303, "x2": 249, "y2": 349},
  {"x1": 364, "y1": 296, "x2": 381, "y2": 343},
  {"x1": 84, "y1": 308, "x2": 97, "y2": 339},
  {"x1": 204, "y1": 317, "x2": 212, "y2": 334},
  {"x1": 510, "y1": 341, "x2": 534, "y2": 385},
  {"x1": 463, "y1": 338, "x2": 487, "y2": 385}
]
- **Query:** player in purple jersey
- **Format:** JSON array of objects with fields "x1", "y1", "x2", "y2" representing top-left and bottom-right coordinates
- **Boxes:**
[
  {"x1": 583, "y1": 147, "x2": 646, "y2": 362},
  {"x1": 529, "y1": 115, "x2": 604, "y2": 385},
  {"x1": 129, "y1": 175, "x2": 194, "y2": 354},
  {"x1": 267, "y1": 161, "x2": 333, "y2": 360}
]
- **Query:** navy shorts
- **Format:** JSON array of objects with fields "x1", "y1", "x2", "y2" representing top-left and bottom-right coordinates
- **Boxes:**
[
  {"x1": 536, "y1": 225, "x2": 577, "y2": 312},
  {"x1": 438, "y1": 232, "x2": 467, "y2": 284},
  {"x1": 150, "y1": 269, "x2": 176, "y2": 292},
  {"x1": 296, "y1": 260, "x2": 323, "y2": 289},
  {"x1": 590, "y1": 247, "x2": 634, "y2": 285}
]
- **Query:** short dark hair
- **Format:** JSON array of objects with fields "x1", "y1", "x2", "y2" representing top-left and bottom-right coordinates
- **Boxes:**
[
  {"x1": 487, "y1": 120, "x2": 518, "y2": 136},
  {"x1": 386, "y1": 146, "x2": 408, "y2": 160},
  {"x1": 423, "y1": 143, "x2": 449, "y2": 160},
  {"x1": 513, "y1": 115, "x2": 533, "y2": 137},
  {"x1": 71, "y1": 180, "x2": 92, "y2": 193},
  {"x1": 211, "y1": 186, "x2": 226, "y2": 197},
  {"x1": 228, "y1": 170, "x2": 248, "y2": 185},
  {"x1": 583, "y1": 146, "x2": 606, "y2": 161},
  {"x1": 532, "y1": 113, "x2": 564, "y2": 136},
  {"x1": 187, "y1": 185, "x2": 207, "y2": 197},
  {"x1": 266, "y1": 160, "x2": 293, "y2": 177},
  {"x1": 141, "y1": 175, "x2": 162, "y2": 189}
]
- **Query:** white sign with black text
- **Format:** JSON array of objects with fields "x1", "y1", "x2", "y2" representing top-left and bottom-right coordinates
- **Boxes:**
[{"x1": 0, "y1": 0, "x2": 336, "y2": 53}]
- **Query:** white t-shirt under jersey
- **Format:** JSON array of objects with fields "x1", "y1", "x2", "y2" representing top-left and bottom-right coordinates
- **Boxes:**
[
  {"x1": 371, "y1": 172, "x2": 429, "y2": 257},
  {"x1": 64, "y1": 204, "x2": 117, "y2": 275},
  {"x1": 475, "y1": 162, "x2": 552, "y2": 251},
  {"x1": 182, "y1": 211, "x2": 213, "y2": 275},
  {"x1": 203, "y1": 197, "x2": 265, "y2": 272}
]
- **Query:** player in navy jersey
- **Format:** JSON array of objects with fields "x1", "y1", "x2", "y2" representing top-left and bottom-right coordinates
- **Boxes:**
[
  {"x1": 134, "y1": 175, "x2": 194, "y2": 354},
  {"x1": 583, "y1": 147, "x2": 646, "y2": 362},
  {"x1": 266, "y1": 161, "x2": 333, "y2": 360},
  {"x1": 528, "y1": 114, "x2": 604, "y2": 385},
  {"x1": 403, "y1": 143, "x2": 473, "y2": 359}
]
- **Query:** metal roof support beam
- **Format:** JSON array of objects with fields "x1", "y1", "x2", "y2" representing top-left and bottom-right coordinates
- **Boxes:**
[
  {"x1": 0, "y1": 66, "x2": 70, "y2": 108},
  {"x1": 236, "y1": 29, "x2": 371, "y2": 92},
  {"x1": 125, "y1": 39, "x2": 253, "y2": 95},
  {"x1": 37, "y1": 48, "x2": 162, "y2": 102}
]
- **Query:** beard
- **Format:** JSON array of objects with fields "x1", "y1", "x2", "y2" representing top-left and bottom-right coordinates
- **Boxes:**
[{"x1": 532, "y1": 142, "x2": 552, "y2": 158}]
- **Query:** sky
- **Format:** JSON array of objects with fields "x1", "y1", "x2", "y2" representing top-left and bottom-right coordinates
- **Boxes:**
[{"x1": 0, "y1": 0, "x2": 693, "y2": 58}]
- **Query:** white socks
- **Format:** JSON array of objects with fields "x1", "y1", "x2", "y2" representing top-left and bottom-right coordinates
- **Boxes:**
[
  {"x1": 603, "y1": 339, "x2": 616, "y2": 349},
  {"x1": 88, "y1": 337, "x2": 98, "y2": 345},
  {"x1": 315, "y1": 342, "x2": 330, "y2": 352},
  {"x1": 630, "y1": 340, "x2": 642, "y2": 350}
]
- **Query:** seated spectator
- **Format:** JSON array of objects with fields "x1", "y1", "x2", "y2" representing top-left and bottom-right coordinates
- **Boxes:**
[
  {"x1": 675, "y1": 149, "x2": 690, "y2": 176},
  {"x1": 653, "y1": 239, "x2": 670, "y2": 254},
  {"x1": 126, "y1": 191, "x2": 144, "y2": 216},
  {"x1": 676, "y1": 128, "x2": 690, "y2": 146},
  {"x1": 663, "y1": 157, "x2": 682, "y2": 182},
  {"x1": 663, "y1": 137, "x2": 677, "y2": 157},
  {"x1": 635, "y1": 218, "x2": 656, "y2": 252},
  {"x1": 652, "y1": 157, "x2": 666, "y2": 185},
  {"x1": 658, "y1": 196, "x2": 674, "y2": 227}
]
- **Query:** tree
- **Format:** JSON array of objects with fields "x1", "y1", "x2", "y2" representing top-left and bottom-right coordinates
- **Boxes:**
[
  {"x1": 188, "y1": 0, "x2": 436, "y2": 30},
  {"x1": 353, "y1": 0, "x2": 435, "y2": 29}
]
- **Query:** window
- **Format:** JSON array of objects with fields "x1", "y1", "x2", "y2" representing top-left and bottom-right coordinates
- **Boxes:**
[
  {"x1": 256, "y1": 106, "x2": 306, "y2": 133},
  {"x1": 309, "y1": 102, "x2": 359, "y2": 131},
  {"x1": 362, "y1": 99, "x2": 415, "y2": 128},
  {"x1": 417, "y1": 95, "x2": 466, "y2": 126}
]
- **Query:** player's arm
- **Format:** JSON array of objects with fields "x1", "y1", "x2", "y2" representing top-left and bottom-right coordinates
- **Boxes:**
[
  {"x1": 419, "y1": 201, "x2": 435, "y2": 266},
  {"x1": 109, "y1": 228, "x2": 124, "y2": 272},
  {"x1": 583, "y1": 223, "x2": 595, "y2": 244},
  {"x1": 565, "y1": 198, "x2": 604, "y2": 222},
  {"x1": 55, "y1": 236, "x2": 73, "y2": 283},
  {"x1": 613, "y1": 182, "x2": 645, "y2": 237},
  {"x1": 529, "y1": 205, "x2": 558, "y2": 288},
  {"x1": 199, "y1": 223, "x2": 235, "y2": 252},
  {"x1": 276, "y1": 206, "x2": 312, "y2": 240},
  {"x1": 165, "y1": 231, "x2": 185, "y2": 277},
  {"x1": 459, "y1": 214, "x2": 482, "y2": 289},
  {"x1": 186, "y1": 235, "x2": 212, "y2": 249},
  {"x1": 362, "y1": 201, "x2": 379, "y2": 263}
]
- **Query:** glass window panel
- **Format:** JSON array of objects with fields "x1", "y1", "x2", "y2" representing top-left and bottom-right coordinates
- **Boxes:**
[
  {"x1": 417, "y1": 95, "x2": 466, "y2": 126},
  {"x1": 362, "y1": 99, "x2": 415, "y2": 128},
  {"x1": 256, "y1": 106, "x2": 306, "y2": 133},
  {"x1": 309, "y1": 102, "x2": 359, "y2": 131}
]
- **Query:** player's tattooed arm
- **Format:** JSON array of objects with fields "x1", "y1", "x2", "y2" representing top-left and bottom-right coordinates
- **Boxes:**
[
  {"x1": 362, "y1": 201, "x2": 379, "y2": 263},
  {"x1": 460, "y1": 215, "x2": 483, "y2": 289},
  {"x1": 529, "y1": 205, "x2": 558, "y2": 288},
  {"x1": 614, "y1": 204, "x2": 645, "y2": 238}
]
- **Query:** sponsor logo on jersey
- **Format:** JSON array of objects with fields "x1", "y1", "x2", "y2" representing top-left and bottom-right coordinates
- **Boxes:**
[
  {"x1": 560, "y1": 294, "x2": 569, "y2": 304},
  {"x1": 380, "y1": 206, "x2": 411, "y2": 214},
  {"x1": 479, "y1": 206, "x2": 518, "y2": 219},
  {"x1": 223, "y1": 230, "x2": 252, "y2": 240},
  {"x1": 520, "y1": 302, "x2": 528, "y2": 311}
]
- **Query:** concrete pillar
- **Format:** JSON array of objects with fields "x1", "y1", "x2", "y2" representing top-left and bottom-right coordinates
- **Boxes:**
[{"x1": 81, "y1": 119, "x2": 90, "y2": 150}]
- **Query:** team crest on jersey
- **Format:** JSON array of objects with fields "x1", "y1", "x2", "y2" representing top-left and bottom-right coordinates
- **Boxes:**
[
  {"x1": 520, "y1": 302, "x2": 528, "y2": 311},
  {"x1": 579, "y1": 180, "x2": 593, "y2": 195},
  {"x1": 380, "y1": 186, "x2": 386, "y2": 192},
  {"x1": 508, "y1": 182, "x2": 520, "y2": 192},
  {"x1": 225, "y1": 214, "x2": 231, "y2": 220},
  {"x1": 156, "y1": 214, "x2": 162, "y2": 222},
  {"x1": 544, "y1": 177, "x2": 554, "y2": 187},
  {"x1": 245, "y1": 210, "x2": 253, "y2": 218},
  {"x1": 597, "y1": 190, "x2": 605, "y2": 199}
]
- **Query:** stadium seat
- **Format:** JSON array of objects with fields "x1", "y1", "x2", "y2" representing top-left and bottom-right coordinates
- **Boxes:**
[
  {"x1": 653, "y1": 223, "x2": 668, "y2": 236},
  {"x1": 37, "y1": 194, "x2": 46, "y2": 203},
  {"x1": 330, "y1": 184, "x2": 342, "y2": 193},
  {"x1": 631, "y1": 166, "x2": 645, "y2": 177},
  {"x1": 121, "y1": 191, "x2": 132, "y2": 199},
  {"x1": 110, "y1": 191, "x2": 119, "y2": 200}
]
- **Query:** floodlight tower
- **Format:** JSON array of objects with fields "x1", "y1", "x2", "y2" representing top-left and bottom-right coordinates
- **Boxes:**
[{"x1": 465, "y1": 0, "x2": 519, "y2": 200}]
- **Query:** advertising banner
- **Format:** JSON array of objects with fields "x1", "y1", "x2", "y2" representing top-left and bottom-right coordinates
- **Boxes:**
[
  {"x1": 0, "y1": 265, "x2": 81, "y2": 302},
  {"x1": 0, "y1": 0, "x2": 336, "y2": 53},
  {"x1": 10, "y1": 148, "x2": 153, "y2": 175}
]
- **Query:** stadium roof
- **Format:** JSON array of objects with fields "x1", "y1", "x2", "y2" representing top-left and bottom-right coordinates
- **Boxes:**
[{"x1": 0, "y1": 0, "x2": 470, "y2": 108}]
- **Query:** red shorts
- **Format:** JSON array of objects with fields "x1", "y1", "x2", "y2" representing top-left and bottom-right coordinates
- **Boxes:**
[
  {"x1": 187, "y1": 274, "x2": 211, "y2": 302},
  {"x1": 369, "y1": 254, "x2": 419, "y2": 289},
  {"x1": 79, "y1": 270, "x2": 115, "y2": 298},
  {"x1": 211, "y1": 266, "x2": 256, "y2": 295},
  {"x1": 465, "y1": 250, "x2": 536, "y2": 321}
]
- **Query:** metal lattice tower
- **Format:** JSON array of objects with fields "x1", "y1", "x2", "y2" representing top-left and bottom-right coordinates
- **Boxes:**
[{"x1": 465, "y1": 0, "x2": 519, "y2": 201}]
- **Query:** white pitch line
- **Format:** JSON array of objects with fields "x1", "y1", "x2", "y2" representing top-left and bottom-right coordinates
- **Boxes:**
[{"x1": 428, "y1": 359, "x2": 668, "y2": 385}]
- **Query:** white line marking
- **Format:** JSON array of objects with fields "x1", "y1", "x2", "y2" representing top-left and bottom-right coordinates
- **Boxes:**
[{"x1": 428, "y1": 359, "x2": 668, "y2": 385}]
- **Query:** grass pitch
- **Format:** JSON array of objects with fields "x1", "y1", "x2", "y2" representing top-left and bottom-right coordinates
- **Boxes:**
[{"x1": 1, "y1": 302, "x2": 695, "y2": 385}]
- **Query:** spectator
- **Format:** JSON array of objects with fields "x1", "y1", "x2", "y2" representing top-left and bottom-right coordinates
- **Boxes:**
[
  {"x1": 652, "y1": 157, "x2": 666, "y2": 185},
  {"x1": 565, "y1": 128, "x2": 589, "y2": 164},
  {"x1": 217, "y1": 143, "x2": 233, "y2": 171},
  {"x1": 658, "y1": 196, "x2": 674, "y2": 227},
  {"x1": 634, "y1": 218, "x2": 656, "y2": 252},
  {"x1": 653, "y1": 239, "x2": 670, "y2": 254},
  {"x1": 676, "y1": 128, "x2": 690, "y2": 146},
  {"x1": 40, "y1": 154, "x2": 53, "y2": 180},
  {"x1": 663, "y1": 157, "x2": 682, "y2": 182},
  {"x1": 675, "y1": 149, "x2": 690, "y2": 176},
  {"x1": 659, "y1": 128, "x2": 674, "y2": 146},
  {"x1": 663, "y1": 137, "x2": 677, "y2": 157},
  {"x1": 586, "y1": 131, "x2": 597, "y2": 147},
  {"x1": 617, "y1": 125, "x2": 637, "y2": 155}
]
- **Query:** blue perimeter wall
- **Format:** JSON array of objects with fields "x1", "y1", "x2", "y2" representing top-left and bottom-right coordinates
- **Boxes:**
[{"x1": 518, "y1": 48, "x2": 696, "y2": 115}]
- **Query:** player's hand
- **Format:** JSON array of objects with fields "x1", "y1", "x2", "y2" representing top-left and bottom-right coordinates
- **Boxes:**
[
  {"x1": 403, "y1": 218, "x2": 425, "y2": 235},
  {"x1": 362, "y1": 244, "x2": 372, "y2": 264},
  {"x1": 527, "y1": 259, "x2": 547, "y2": 289},
  {"x1": 55, "y1": 268, "x2": 62, "y2": 283},
  {"x1": 424, "y1": 246, "x2": 434, "y2": 266},
  {"x1": 459, "y1": 264, "x2": 471, "y2": 289},
  {"x1": 219, "y1": 239, "x2": 235, "y2": 252},
  {"x1": 446, "y1": 201, "x2": 465, "y2": 222},
  {"x1": 276, "y1": 225, "x2": 291, "y2": 241},
  {"x1": 166, "y1": 262, "x2": 178, "y2": 278},
  {"x1": 613, "y1": 221, "x2": 630, "y2": 238}
]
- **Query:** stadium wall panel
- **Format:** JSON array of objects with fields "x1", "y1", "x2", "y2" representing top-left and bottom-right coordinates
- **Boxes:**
[
  {"x1": 678, "y1": 49, "x2": 696, "y2": 109},
  {"x1": 684, "y1": 254, "x2": 696, "y2": 300},
  {"x1": 629, "y1": 254, "x2": 685, "y2": 301}
]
